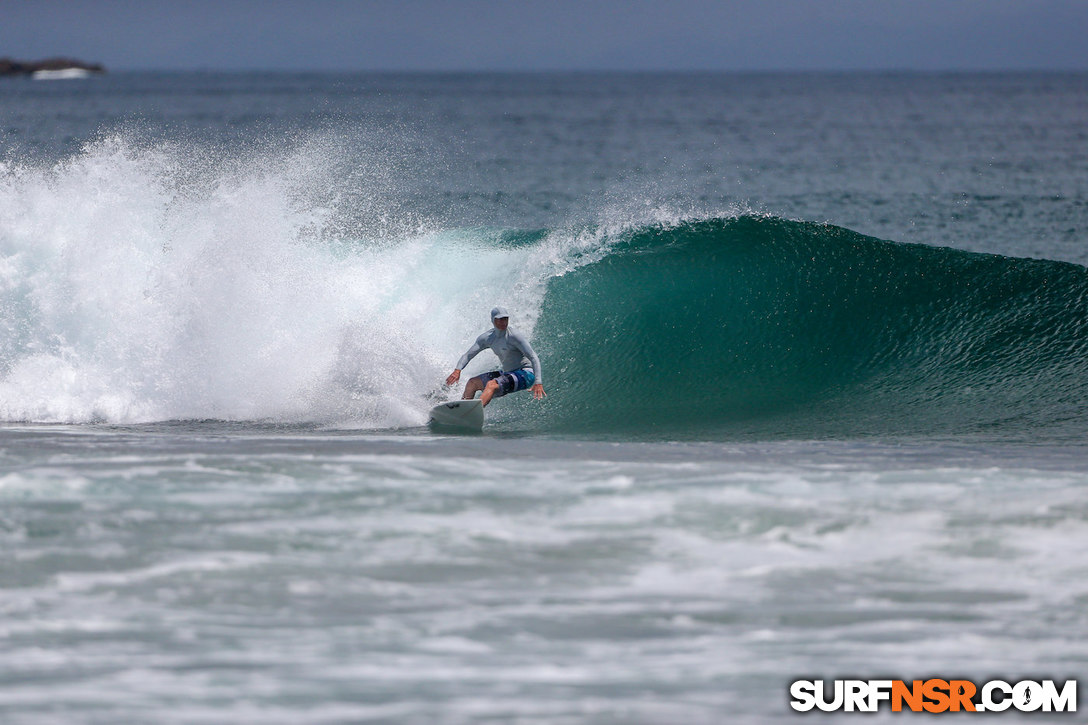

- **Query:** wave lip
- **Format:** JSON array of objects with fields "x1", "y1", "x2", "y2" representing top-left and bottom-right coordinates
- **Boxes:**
[{"x1": 532, "y1": 216, "x2": 1088, "y2": 439}]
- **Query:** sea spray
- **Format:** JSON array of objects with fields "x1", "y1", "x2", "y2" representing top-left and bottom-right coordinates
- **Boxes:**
[{"x1": 0, "y1": 135, "x2": 608, "y2": 425}]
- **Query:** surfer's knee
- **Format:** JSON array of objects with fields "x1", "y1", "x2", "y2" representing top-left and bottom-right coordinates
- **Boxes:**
[{"x1": 484, "y1": 379, "x2": 500, "y2": 393}]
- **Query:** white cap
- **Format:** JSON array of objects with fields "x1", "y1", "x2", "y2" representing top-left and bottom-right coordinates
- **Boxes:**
[{"x1": 490, "y1": 306, "x2": 509, "y2": 320}]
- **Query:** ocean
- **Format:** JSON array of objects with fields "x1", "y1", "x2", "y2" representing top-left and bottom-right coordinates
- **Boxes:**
[{"x1": 1, "y1": 72, "x2": 1086, "y2": 722}]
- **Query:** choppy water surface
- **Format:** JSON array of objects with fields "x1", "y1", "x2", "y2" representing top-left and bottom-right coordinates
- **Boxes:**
[{"x1": 3, "y1": 426, "x2": 1086, "y2": 723}]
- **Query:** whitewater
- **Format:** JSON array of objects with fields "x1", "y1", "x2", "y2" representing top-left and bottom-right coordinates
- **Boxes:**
[{"x1": 2, "y1": 72, "x2": 1087, "y2": 723}]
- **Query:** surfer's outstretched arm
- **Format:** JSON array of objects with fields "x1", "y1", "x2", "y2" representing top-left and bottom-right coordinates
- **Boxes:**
[
  {"x1": 446, "y1": 333, "x2": 490, "y2": 387},
  {"x1": 456, "y1": 334, "x2": 489, "y2": 369}
]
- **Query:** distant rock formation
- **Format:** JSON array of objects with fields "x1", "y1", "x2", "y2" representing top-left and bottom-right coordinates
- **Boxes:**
[{"x1": 0, "y1": 57, "x2": 106, "y2": 77}]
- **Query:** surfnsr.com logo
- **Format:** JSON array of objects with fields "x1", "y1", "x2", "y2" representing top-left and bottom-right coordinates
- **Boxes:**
[{"x1": 790, "y1": 679, "x2": 1077, "y2": 713}]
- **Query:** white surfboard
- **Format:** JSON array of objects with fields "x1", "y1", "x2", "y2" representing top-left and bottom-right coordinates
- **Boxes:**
[{"x1": 428, "y1": 399, "x2": 484, "y2": 430}]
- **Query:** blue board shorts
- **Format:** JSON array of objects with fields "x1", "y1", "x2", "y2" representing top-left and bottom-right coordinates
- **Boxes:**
[{"x1": 473, "y1": 369, "x2": 535, "y2": 398}]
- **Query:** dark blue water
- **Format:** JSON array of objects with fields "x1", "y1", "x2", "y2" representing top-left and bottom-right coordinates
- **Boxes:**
[{"x1": 5, "y1": 72, "x2": 1087, "y2": 257}]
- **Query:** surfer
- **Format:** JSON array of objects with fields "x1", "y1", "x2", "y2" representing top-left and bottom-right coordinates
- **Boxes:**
[{"x1": 445, "y1": 306, "x2": 546, "y2": 407}]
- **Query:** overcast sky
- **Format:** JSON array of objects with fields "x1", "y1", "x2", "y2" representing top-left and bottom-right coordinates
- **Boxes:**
[{"x1": 3, "y1": 0, "x2": 1087, "y2": 72}]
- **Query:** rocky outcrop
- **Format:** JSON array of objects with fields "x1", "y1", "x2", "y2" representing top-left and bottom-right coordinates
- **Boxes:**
[{"x1": 0, "y1": 57, "x2": 106, "y2": 77}]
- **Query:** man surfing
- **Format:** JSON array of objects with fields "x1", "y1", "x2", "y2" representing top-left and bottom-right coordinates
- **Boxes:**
[{"x1": 445, "y1": 306, "x2": 546, "y2": 407}]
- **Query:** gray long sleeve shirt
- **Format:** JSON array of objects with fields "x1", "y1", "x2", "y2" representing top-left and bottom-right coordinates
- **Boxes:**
[{"x1": 456, "y1": 327, "x2": 542, "y2": 384}]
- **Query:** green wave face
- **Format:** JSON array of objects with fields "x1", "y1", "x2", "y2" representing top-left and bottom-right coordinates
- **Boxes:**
[{"x1": 528, "y1": 217, "x2": 1088, "y2": 439}]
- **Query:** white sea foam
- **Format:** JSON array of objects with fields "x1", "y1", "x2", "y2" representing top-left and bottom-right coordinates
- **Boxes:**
[{"x1": 0, "y1": 135, "x2": 622, "y2": 426}]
